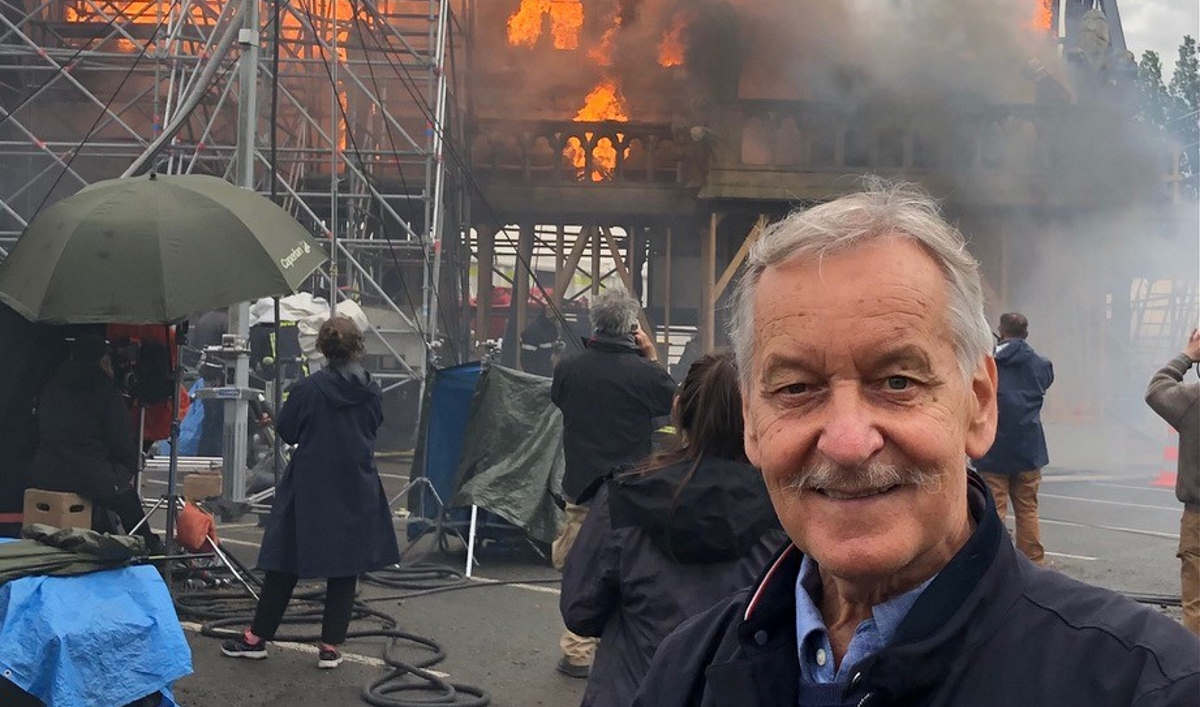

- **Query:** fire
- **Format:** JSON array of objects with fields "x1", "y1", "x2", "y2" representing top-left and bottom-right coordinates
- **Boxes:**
[
  {"x1": 507, "y1": 0, "x2": 583, "y2": 50},
  {"x1": 574, "y1": 78, "x2": 629, "y2": 122},
  {"x1": 658, "y1": 11, "x2": 688, "y2": 68},
  {"x1": 589, "y1": 17, "x2": 621, "y2": 67},
  {"x1": 1031, "y1": 0, "x2": 1053, "y2": 32}
]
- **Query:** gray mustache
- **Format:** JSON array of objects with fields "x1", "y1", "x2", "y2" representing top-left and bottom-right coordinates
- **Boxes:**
[{"x1": 783, "y1": 459, "x2": 943, "y2": 494}]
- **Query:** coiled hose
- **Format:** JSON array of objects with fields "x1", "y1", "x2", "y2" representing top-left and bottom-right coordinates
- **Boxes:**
[{"x1": 174, "y1": 555, "x2": 498, "y2": 707}]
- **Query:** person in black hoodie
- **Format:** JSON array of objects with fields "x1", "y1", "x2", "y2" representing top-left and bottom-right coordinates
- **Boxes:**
[
  {"x1": 561, "y1": 351, "x2": 784, "y2": 707},
  {"x1": 221, "y1": 316, "x2": 400, "y2": 669},
  {"x1": 30, "y1": 334, "x2": 162, "y2": 552}
]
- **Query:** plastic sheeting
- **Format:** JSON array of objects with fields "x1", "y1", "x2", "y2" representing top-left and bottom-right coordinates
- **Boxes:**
[
  {"x1": 0, "y1": 540, "x2": 191, "y2": 706},
  {"x1": 451, "y1": 365, "x2": 565, "y2": 545}
]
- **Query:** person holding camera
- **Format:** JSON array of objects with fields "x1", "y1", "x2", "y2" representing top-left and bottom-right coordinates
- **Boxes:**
[
  {"x1": 30, "y1": 334, "x2": 163, "y2": 552},
  {"x1": 550, "y1": 289, "x2": 677, "y2": 678},
  {"x1": 221, "y1": 316, "x2": 400, "y2": 669}
]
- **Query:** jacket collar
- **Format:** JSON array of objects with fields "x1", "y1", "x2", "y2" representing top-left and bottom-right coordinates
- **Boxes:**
[
  {"x1": 716, "y1": 471, "x2": 1020, "y2": 703},
  {"x1": 585, "y1": 332, "x2": 639, "y2": 354}
]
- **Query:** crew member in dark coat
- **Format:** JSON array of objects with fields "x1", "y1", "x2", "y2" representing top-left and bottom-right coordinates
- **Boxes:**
[
  {"x1": 550, "y1": 289, "x2": 677, "y2": 677},
  {"x1": 30, "y1": 334, "x2": 162, "y2": 552},
  {"x1": 636, "y1": 187, "x2": 1199, "y2": 706},
  {"x1": 520, "y1": 307, "x2": 560, "y2": 378},
  {"x1": 222, "y1": 317, "x2": 400, "y2": 669},
  {"x1": 561, "y1": 352, "x2": 784, "y2": 707},
  {"x1": 976, "y1": 312, "x2": 1055, "y2": 564}
]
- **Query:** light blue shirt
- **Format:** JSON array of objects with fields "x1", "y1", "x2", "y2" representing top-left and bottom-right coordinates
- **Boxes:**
[{"x1": 794, "y1": 554, "x2": 934, "y2": 684}]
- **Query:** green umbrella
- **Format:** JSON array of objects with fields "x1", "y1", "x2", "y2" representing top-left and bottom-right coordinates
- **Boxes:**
[{"x1": 0, "y1": 173, "x2": 327, "y2": 324}]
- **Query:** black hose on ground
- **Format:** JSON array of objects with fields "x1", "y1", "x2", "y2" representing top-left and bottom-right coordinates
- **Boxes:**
[{"x1": 174, "y1": 558, "x2": 493, "y2": 707}]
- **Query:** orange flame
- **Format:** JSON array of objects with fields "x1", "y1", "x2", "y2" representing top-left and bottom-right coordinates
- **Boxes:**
[
  {"x1": 658, "y1": 11, "x2": 688, "y2": 68},
  {"x1": 507, "y1": 0, "x2": 583, "y2": 50},
  {"x1": 588, "y1": 16, "x2": 621, "y2": 67},
  {"x1": 574, "y1": 78, "x2": 629, "y2": 122},
  {"x1": 563, "y1": 132, "x2": 629, "y2": 183},
  {"x1": 1031, "y1": 0, "x2": 1053, "y2": 32}
]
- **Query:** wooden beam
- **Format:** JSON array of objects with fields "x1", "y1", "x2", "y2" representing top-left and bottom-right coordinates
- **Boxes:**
[
  {"x1": 713, "y1": 214, "x2": 767, "y2": 305},
  {"x1": 663, "y1": 226, "x2": 672, "y2": 362},
  {"x1": 600, "y1": 226, "x2": 653, "y2": 335},
  {"x1": 554, "y1": 225, "x2": 592, "y2": 306},
  {"x1": 591, "y1": 225, "x2": 601, "y2": 297},
  {"x1": 474, "y1": 225, "x2": 494, "y2": 354},
  {"x1": 514, "y1": 223, "x2": 534, "y2": 370},
  {"x1": 700, "y1": 212, "x2": 718, "y2": 353}
]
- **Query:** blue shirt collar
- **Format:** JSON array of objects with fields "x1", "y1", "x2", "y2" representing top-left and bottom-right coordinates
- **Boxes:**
[{"x1": 794, "y1": 554, "x2": 935, "y2": 684}]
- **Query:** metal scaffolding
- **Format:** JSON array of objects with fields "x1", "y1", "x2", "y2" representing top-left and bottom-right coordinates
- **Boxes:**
[{"x1": 0, "y1": 0, "x2": 470, "y2": 497}]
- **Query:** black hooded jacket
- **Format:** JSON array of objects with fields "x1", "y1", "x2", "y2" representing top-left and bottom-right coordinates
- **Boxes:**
[
  {"x1": 31, "y1": 360, "x2": 137, "y2": 502},
  {"x1": 551, "y1": 333, "x2": 678, "y2": 502},
  {"x1": 632, "y1": 472, "x2": 1199, "y2": 707},
  {"x1": 256, "y1": 363, "x2": 400, "y2": 578},
  {"x1": 561, "y1": 457, "x2": 786, "y2": 707}
]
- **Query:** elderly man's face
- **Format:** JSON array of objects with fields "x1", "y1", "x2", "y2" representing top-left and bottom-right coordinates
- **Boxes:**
[{"x1": 744, "y1": 235, "x2": 997, "y2": 582}]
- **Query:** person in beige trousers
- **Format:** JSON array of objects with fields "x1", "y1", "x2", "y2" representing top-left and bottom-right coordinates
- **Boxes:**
[{"x1": 1146, "y1": 329, "x2": 1200, "y2": 635}]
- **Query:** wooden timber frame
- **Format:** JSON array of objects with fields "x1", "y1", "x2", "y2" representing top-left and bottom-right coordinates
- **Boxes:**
[{"x1": 470, "y1": 211, "x2": 771, "y2": 371}]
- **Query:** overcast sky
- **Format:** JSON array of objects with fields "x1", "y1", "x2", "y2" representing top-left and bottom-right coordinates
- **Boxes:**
[{"x1": 1119, "y1": 0, "x2": 1199, "y2": 77}]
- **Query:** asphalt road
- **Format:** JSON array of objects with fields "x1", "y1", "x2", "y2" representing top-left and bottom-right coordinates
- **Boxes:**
[{"x1": 135, "y1": 460, "x2": 1188, "y2": 706}]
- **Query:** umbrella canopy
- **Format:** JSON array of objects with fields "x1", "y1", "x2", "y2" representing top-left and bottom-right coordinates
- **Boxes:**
[{"x1": 0, "y1": 173, "x2": 327, "y2": 324}]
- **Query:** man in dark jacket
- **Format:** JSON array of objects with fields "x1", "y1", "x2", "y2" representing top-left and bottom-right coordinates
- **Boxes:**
[
  {"x1": 550, "y1": 289, "x2": 677, "y2": 677},
  {"x1": 635, "y1": 186, "x2": 1199, "y2": 706},
  {"x1": 1146, "y1": 329, "x2": 1200, "y2": 634},
  {"x1": 976, "y1": 312, "x2": 1055, "y2": 564},
  {"x1": 30, "y1": 334, "x2": 161, "y2": 551},
  {"x1": 520, "y1": 307, "x2": 560, "y2": 377}
]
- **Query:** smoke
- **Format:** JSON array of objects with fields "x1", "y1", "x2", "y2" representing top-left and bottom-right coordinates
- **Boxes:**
[{"x1": 482, "y1": 0, "x2": 1198, "y2": 470}]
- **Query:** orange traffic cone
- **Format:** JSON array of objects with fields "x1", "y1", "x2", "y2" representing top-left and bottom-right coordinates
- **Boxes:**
[{"x1": 1151, "y1": 426, "x2": 1179, "y2": 489}]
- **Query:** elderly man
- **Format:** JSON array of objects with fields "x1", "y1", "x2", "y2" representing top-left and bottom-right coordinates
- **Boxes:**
[
  {"x1": 1146, "y1": 329, "x2": 1200, "y2": 635},
  {"x1": 634, "y1": 184, "x2": 1198, "y2": 706},
  {"x1": 551, "y1": 288, "x2": 677, "y2": 678}
]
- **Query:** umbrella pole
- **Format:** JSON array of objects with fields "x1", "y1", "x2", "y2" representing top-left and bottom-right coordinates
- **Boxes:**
[
  {"x1": 164, "y1": 322, "x2": 187, "y2": 565},
  {"x1": 272, "y1": 296, "x2": 281, "y2": 485}
]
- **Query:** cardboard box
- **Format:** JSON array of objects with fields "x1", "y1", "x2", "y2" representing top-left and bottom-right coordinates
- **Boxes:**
[
  {"x1": 23, "y1": 489, "x2": 92, "y2": 530},
  {"x1": 183, "y1": 472, "x2": 223, "y2": 500}
]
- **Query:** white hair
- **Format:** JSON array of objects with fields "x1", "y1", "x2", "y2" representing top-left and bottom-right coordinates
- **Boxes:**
[
  {"x1": 729, "y1": 180, "x2": 993, "y2": 385},
  {"x1": 591, "y1": 288, "x2": 640, "y2": 336}
]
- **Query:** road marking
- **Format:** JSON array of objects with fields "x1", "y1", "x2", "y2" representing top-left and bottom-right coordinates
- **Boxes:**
[
  {"x1": 379, "y1": 473, "x2": 410, "y2": 481},
  {"x1": 468, "y1": 576, "x2": 561, "y2": 595},
  {"x1": 179, "y1": 622, "x2": 450, "y2": 677},
  {"x1": 216, "y1": 522, "x2": 261, "y2": 530},
  {"x1": 215, "y1": 537, "x2": 263, "y2": 548},
  {"x1": 1044, "y1": 550, "x2": 1098, "y2": 561},
  {"x1": 1086, "y1": 481, "x2": 1177, "y2": 494},
  {"x1": 1040, "y1": 517, "x2": 1179, "y2": 540},
  {"x1": 1039, "y1": 493, "x2": 1178, "y2": 512},
  {"x1": 1041, "y1": 473, "x2": 1126, "y2": 483}
]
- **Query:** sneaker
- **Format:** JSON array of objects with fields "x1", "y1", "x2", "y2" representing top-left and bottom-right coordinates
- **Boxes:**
[
  {"x1": 317, "y1": 646, "x2": 343, "y2": 669},
  {"x1": 221, "y1": 636, "x2": 267, "y2": 660},
  {"x1": 556, "y1": 656, "x2": 590, "y2": 679}
]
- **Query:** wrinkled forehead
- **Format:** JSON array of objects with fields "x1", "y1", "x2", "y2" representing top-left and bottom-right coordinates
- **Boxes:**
[{"x1": 750, "y1": 239, "x2": 956, "y2": 371}]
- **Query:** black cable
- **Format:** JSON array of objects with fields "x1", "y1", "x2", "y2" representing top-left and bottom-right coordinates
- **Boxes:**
[
  {"x1": 298, "y1": 0, "x2": 459, "y2": 364},
  {"x1": 26, "y1": 11, "x2": 168, "y2": 222},
  {"x1": 0, "y1": 9, "x2": 121, "y2": 130},
  {"x1": 174, "y1": 557, "x2": 494, "y2": 706},
  {"x1": 351, "y1": 2, "x2": 587, "y2": 350}
]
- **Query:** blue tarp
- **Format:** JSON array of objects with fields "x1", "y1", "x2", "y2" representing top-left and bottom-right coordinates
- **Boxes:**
[
  {"x1": 0, "y1": 539, "x2": 192, "y2": 706},
  {"x1": 176, "y1": 378, "x2": 205, "y2": 456}
]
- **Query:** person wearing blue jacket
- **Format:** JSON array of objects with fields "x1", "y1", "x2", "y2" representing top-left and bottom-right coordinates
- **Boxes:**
[{"x1": 976, "y1": 312, "x2": 1054, "y2": 565}]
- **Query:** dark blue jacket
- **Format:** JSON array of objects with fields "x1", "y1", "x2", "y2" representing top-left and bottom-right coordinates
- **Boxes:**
[
  {"x1": 561, "y1": 458, "x2": 784, "y2": 707},
  {"x1": 633, "y1": 473, "x2": 1200, "y2": 707},
  {"x1": 257, "y1": 364, "x2": 400, "y2": 578},
  {"x1": 977, "y1": 339, "x2": 1054, "y2": 475}
]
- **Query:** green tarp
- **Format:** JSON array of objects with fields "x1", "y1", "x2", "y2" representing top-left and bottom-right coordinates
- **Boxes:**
[
  {"x1": 0, "y1": 525, "x2": 144, "y2": 584},
  {"x1": 452, "y1": 365, "x2": 565, "y2": 544}
]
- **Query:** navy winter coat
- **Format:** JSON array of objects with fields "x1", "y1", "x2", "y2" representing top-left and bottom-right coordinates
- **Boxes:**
[
  {"x1": 561, "y1": 458, "x2": 785, "y2": 707},
  {"x1": 977, "y1": 338, "x2": 1054, "y2": 475},
  {"x1": 257, "y1": 365, "x2": 400, "y2": 578},
  {"x1": 633, "y1": 473, "x2": 1200, "y2": 707}
]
